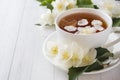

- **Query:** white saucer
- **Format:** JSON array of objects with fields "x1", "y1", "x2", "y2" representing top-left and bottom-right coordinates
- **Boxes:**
[{"x1": 42, "y1": 31, "x2": 120, "y2": 74}]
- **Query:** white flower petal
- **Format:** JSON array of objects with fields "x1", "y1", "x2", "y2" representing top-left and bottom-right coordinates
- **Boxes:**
[
  {"x1": 80, "y1": 48, "x2": 97, "y2": 67},
  {"x1": 52, "y1": 0, "x2": 67, "y2": 12},
  {"x1": 64, "y1": 26, "x2": 77, "y2": 32},
  {"x1": 92, "y1": 0, "x2": 119, "y2": 17},
  {"x1": 77, "y1": 27, "x2": 83, "y2": 32},
  {"x1": 94, "y1": 25, "x2": 104, "y2": 31},
  {"x1": 90, "y1": 27, "x2": 97, "y2": 32},
  {"x1": 78, "y1": 19, "x2": 88, "y2": 26},
  {"x1": 57, "y1": 42, "x2": 85, "y2": 68},
  {"x1": 66, "y1": 0, "x2": 77, "y2": 9},
  {"x1": 56, "y1": 43, "x2": 73, "y2": 63},
  {"x1": 87, "y1": 48, "x2": 97, "y2": 59},
  {"x1": 77, "y1": 26, "x2": 96, "y2": 34},
  {"x1": 112, "y1": 2, "x2": 120, "y2": 17},
  {"x1": 40, "y1": 10, "x2": 55, "y2": 26},
  {"x1": 91, "y1": 20, "x2": 102, "y2": 26},
  {"x1": 57, "y1": 49, "x2": 73, "y2": 63},
  {"x1": 47, "y1": 41, "x2": 58, "y2": 57},
  {"x1": 92, "y1": 0, "x2": 115, "y2": 10},
  {"x1": 68, "y1": 42, "x2": 84, "y2": 67}
]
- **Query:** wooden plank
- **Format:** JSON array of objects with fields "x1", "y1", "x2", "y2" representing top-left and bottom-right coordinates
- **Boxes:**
[
  {"x1": 8, "y1": 0, "x2": 55, "y2": 80},
  {"x1": 112, "y1": 39, "x2": 120, "y2": 80},
  {"x1": 0, "y1": 0, "x2": 26, "y2": 80},
  {"x1": 101, "y1": 70, "x2": 113, "y2": 80},
  {"x1": 78, "y1": 74, "x2": 101, "y2": 80},
  {"x1": 54, "y1": 67, "x2": 68, "y2": 80},
  {"x1": 112, "y1": 65, "x2": 120, "y2": 80}
]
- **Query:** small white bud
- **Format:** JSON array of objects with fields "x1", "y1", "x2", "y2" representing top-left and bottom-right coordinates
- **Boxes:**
[
  {"x1": 77, "y1": 26, "x2": 96, "y2": 34},
  {"x1": 91, "y1": 20, "x2": 102, "y2": 26},
  {"x1": 94, "y1": 25, "x2": 104, "y2": 31},
  {"x1": 64, "y1": 26, "x2": 77, "y2": 31},
  {"x1": 78, "y1": 19, "x2": 88, "y2": 26},
  {"x1": 89, "y1": 27, "x2": 97, "y2": 33}
]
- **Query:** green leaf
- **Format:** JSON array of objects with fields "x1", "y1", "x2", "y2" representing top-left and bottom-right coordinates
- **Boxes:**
[
  {"x1": 37, "y1": 0, "x2": 53, "y2": 3},
  {"x1": 98, "y1": 52, "x2": 113, "y2": 61},
  {"x1": 68, "y1": 47, "x2": 114, "y2": 80},
  {"x1": 93, "y1": 5, "x2": 99, "y2": 9},
  {"x1": 46, "y1": 3, "x2": 53, "y2": 11},
  {"x1": 114, "y1": 31, "x2": 120, "y2": 33},
  {"x1": 112, "y1": 17, "x2": 120, "y2": 27},
  {"x1": 85, "y1": 60, "x2": 104, "y2": 72},
  {"x1": 37, "y1": 0, "x2": 44, "y2": 2},
  {"x1": 37, "y1": 0, "x2": 54, "y2": 11},
  {"x1": 68, "y1": 66, "x2": 88, "y2": 80},
  {"x1": 68, "y1": 61, "x2": 104, "y2": 80},
  {"x1": 40, "y1": 0, "x2": 48, "y2": 5},
  {"x1": 76, "y1": 0, "x2": 95, "y2": 8},
  {"x1": 35, "y1": 24, "x2": 41, "y2": 26},
  {"x1": 95, "y1": 47, "x2": 114, "y2": 62},
  {"x1": 96, "y1": 47, "x2": 110, "y2": 57}
]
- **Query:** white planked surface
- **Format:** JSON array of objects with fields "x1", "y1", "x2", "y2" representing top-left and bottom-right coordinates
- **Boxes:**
[
  {"x1": 0, "y1": 0, "x2": 120, "y2": 80},
  {"x1": 0, "y1": 0, "x2": 26, "y2": 80}
]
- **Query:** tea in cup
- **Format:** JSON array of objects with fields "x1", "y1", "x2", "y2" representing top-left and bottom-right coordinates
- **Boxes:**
[{"x1": 55, "y1": 8, "x2": 112, "y2": 48}]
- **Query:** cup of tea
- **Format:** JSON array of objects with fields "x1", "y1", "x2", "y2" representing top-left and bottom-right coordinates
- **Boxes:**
[{"x1": 55, "y1": 8, "x2": 112, "y2": 48}]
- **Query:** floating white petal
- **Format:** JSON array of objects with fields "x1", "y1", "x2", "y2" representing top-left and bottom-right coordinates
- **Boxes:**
[
  {"x1": 94, "y1": 25, "x2": 104, "y2": 31},
  {"x1": 76, "y1": 26, "x2": 96, "y2": 34},
  {"x1": 64, "y1": 26, "x2": 77, "y2": 31},
  {"x1": 78, "y1": 19, "x2": 88, "y2": 26},
  {"x1": 91, "y1": 20, "x2": 102, "y2": 26}
]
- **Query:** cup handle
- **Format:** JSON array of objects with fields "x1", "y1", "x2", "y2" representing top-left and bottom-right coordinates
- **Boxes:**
[{"x1": 102, "y1": 27, "x2": 120, "y2": 48}]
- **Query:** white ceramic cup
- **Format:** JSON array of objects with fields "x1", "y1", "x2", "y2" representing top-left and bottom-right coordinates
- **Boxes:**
[{"x1": 55, "y1": 8, "x2": 112, "y2": 48}]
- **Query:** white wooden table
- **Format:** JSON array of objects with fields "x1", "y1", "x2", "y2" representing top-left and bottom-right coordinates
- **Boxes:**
[{"x1": 0, "y1": 0, "x2": 120, "y2": 80}]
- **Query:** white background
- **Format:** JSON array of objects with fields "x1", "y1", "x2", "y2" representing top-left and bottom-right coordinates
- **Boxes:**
[{"x1": 0, "y1": 0, "x2": 120, "y2": 80}]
